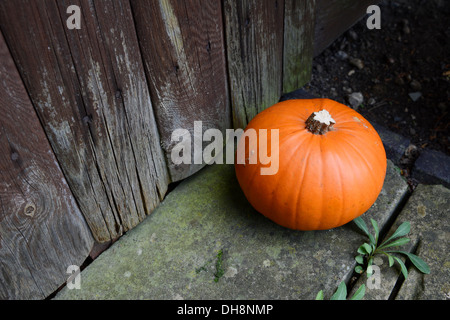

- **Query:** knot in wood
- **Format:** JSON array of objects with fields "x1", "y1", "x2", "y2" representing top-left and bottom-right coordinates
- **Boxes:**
[{"x1": 24, "y1": 203, "x2": 36, "y2": 217}]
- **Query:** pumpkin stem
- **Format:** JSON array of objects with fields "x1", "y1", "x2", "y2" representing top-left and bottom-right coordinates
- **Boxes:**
[{"x1": 305, "y1": 109, "x2": 336, "y2": 135}]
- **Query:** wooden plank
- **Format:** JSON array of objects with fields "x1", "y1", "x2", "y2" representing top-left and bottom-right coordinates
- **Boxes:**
[
  {"x1": 0, "y1": 0, "x2": 170, "y2": 242},
  {"x1": 313, "y1": 0, "x2": 379, "y2": 56},
  {"x1": 60, "y1": 0, "x2": 171, "y2": 234},
  {"x1": 0, "y1": 31, "x2": 94, "y2": 299},
  {"x1": 130, "y1": 0, "x2": 230, "y2": 182},
  {"x1": 283, "y1": 0, "x2": 316, "y2": 93},
  {"x1": 223, "y1": 0, "x2": 284, "y2": 129}
]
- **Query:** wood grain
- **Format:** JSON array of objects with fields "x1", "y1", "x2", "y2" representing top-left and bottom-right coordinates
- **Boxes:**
[
  {"x1": 0, "y1": 0, "x2": 170, "y2": 242},
  {"x1": 0, "y1": 30, "x2": 94, "y2": 299},
  {"x1": 130, "y1": 0, "x2": 230, "y2": 182},
  {"x1": 313, "y1": 0, "x2": 379, "y2": 56},
  {"x1": 283, "y1": 0, "x2": 316, "y2": 93},
  {"x1": 223, "y1": 0, "x2": 284, "y2": 129}
]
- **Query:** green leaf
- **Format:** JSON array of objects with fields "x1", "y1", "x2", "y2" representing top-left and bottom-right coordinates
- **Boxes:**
[
  {"x1": 355, "y1": 255, "x2": 364, "y2": 264},
  {"x1": 362, "y1": 243, "x2": 372, "y2": 255},
  {"x1": 377, "y1": 251, "x2": 395, "y2": 267},
  {"x1": 370, "y1": 219, "x2": 379, "y2": 244},
  {"x1": 315, "y1": 290, "x2": 324, "y2": 300},
  {"x1": 354, "y1": 217, "x2": 376, "y2": 245},
  {"x1": 330, "y1": 281, "x2": 347, "y2": 300},
  {"x1": 381, "y1": 222, "x2": 410, "y2": 247},
  {"x1": 368, "y1": 234, "x2": 376, "y2": 246},
  {"x1": 393, "y1": 256, "x2": 408, "y2": 279},
  {"x1": 357, "y1": 244, "x2": 368, "y2": 255},
  {"x1": 378, "y1": 237, "x2": 410, "y2": 249},
  {"x1": 357, "y1": 242, "x2": 374, "y2": 255},
  {"x1": 355, "y1": 265, "x2": 364, "y2": 274},
  {"x1": 353, "y1": 217, "x2": 369, "y2": 236},
  {"x1": 350, "y1": 284, "x2": 366, "y2": 300},
  {"x1": 387, "y1": 254, "x2": 394, "y2": 267},
  {"x1": 396, "y1": 251, "x2": 430, "y2": 274}
]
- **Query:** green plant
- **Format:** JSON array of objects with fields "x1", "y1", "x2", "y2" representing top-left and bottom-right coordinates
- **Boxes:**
[
  {"x1": 195, "y1": 249, "x2": 225, "y2": 283},
  {"x1": 195, "y1": 260, "x2": 212, "y2": 274},
  {"x1": 353, "y1": 217, "x2": 430, "y2": 279},
  {"x1": 316, "y1": 281, "x2": 365, "y2": 300},
  {"x1": 214, "y1": 249, "x2": 225, "y2": 282}
]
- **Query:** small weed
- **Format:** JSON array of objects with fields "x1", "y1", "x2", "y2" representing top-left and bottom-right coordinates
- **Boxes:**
[
  {"x1": 195, "y1": 260, "x2": 212, "y2": 274},
  {"x1": 316, "y1": 281, "x2": 365, "y2": 300},
  {"x1": 353, "y1": 217, "x2": 430, "y2": 279},
  {"x1": 316, "y1": 217, "x2": 430, "y2": 300},
  {"x1": 214, "y1": 249, "x2": 225, "y2": 282}
]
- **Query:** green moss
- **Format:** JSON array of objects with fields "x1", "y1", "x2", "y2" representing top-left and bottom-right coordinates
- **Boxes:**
[
  {"x1": 195, "y1": 259, "x2": 212, "y2": 274},
  {"x1": 214, "y1": 249, "x2": 225, "y2": 282},
  {"x1": 55, "y1": 160, "x2": 419, "y2": 300}
]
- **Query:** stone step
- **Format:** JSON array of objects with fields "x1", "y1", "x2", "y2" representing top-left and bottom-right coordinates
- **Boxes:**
[
  {"x1": 349, "y1": 184, "x2": 450, "y2": 300},
  {"x1": 413, "y1": 149, "x2": 450, "y2": 188},
  {"x1": 55, "y1": 160, "x2": 409, "y2": 300}
]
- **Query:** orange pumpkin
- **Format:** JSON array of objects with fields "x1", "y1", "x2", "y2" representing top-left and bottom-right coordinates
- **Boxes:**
[{"x1": 235, "y1": 98, "x2": 387, "y2": 230}]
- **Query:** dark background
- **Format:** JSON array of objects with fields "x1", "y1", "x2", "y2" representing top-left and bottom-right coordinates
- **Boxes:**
[{"x1": 306, "y1": 0, "x2": 449, "y2": 158}]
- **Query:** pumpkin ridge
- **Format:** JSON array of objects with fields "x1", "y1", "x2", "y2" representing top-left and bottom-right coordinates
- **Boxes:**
[
  {"x1": 314, "y1": 137, "x2": 325, "y2": 229},
  {"x1": 338, "y1": 136, "x2": 385, "y2": 223},
  {"x1": 315, "y1": 143, "x2": 345, "y2": 230},
  {"x1": 330, "y1": 142, "x2": 364, "y2": 227},
  {"x1": 333, "y1": 150, "x2": 347, "y2": 229},
  {"x1": 342, "y1": 131, "x2": 385, "y2": 169},
  {"x1": 340, "y1": 136, "x2": 385, "y2": 187},
  {"x1": 291, "y1": 134, "x2": 315, "y2": 229},
  {"x1": 266, "y1": 130, "x2": 311, "y2": 227}
]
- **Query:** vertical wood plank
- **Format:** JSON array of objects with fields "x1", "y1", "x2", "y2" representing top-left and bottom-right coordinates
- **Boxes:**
[
  {"x1": 0, "y1": 0, "x2": 170, "y2": 242},
  {"x1": 0, "y1": 31, "x2": 94, "y2": 299},
  {"x1": 223, "y1": 0, "x2": 284, "y2": 129},
  {"x1": 283, "y1": 0, "x2": 316, "y2": 93},
  {"x1": 130, "y1": 0, "x2": 230, "y2": 182},
  {"x1": 313, "y1": 0, "x2": 377, "y2": 56}
]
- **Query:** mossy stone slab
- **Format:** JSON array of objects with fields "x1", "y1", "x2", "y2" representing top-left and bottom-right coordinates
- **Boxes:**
[
  {"x1": 395, "y1": 184, "x2": 450, "y2": 300},
  {"x1": 349, "y1": 184, "x2": 450, "y2": 300},
  {"x1": 55, "y1": 160, "x2": 407, "y2": 300}
]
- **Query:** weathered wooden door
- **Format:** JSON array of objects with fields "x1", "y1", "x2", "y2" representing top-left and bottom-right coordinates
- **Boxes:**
[
  {"x1": 0, "y1": 0, "x2": 171, "y2": 243},
  {"x1": 0, "y1": 0, "x2": 374, "y2": 299},
  {"x1": 0, "y1": 31, "x2": 93, "y2": 299}
]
